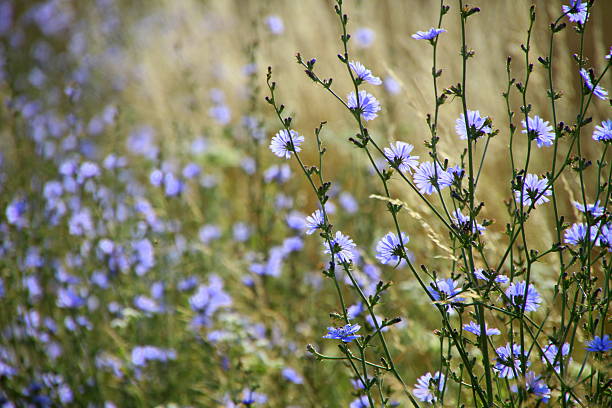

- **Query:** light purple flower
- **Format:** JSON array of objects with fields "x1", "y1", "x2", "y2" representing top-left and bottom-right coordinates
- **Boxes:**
[
  {"x1": 323, "y1": 231, "x2": 357, "y2": 264},
  {"x1": 413, "y1": 162, "x2": 453, "y2": 195},
  {"x1": 375, "y1": 232, "x2": 409, "y2": 265},
  {"x1": 522, "y1": 115, "x2": 555, "y2": 147},
  {"x1": 354, "y1": 27, "x2": 375, "y2": 47},
  {"x1": 580, "y1": 68, "x2": 608, "y2": 100},
  {"x1": 269, "y1": 129, "x2": 304, "y2": 159},
  {"x1": 593, "y1": 119, "x2": 612, "y2": 142},
  {"x1": 455, "y1": 110, "x2": 492, "y2": 140},
  {"x1": 562, "y1": 1, "x2": 588, "y2": 24},
  {"x1": 384, "y1": 141, "x2": 420, "y2": 174},
  {"x1": 413, "y1": 371, "x2": 445, "y2": 403},
  {"x1": 265, "y1": 15, "x2": 284, "y2": 35},
  {"x1": 305, "y1": 210, "x2": 325, "y2": 235},
  {"x1": 347, "y1": 90, "x2": 381, "y2": 121},
  {"x1": 349, "y1": 61, "x2": 382, "y2": 85},
  {"x1": 463, "y1": 321, "x2": 501, "y2": 336},
  {"x1": 514, "y1": 174, "x2": 551, "y2": 207},
  {"x1": 411, "y1": 28, "x2": 446, "y2": 41}
]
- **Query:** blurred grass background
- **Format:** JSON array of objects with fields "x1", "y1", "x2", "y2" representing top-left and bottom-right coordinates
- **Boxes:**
[{"x1": 0, "y1": 0, "x2": 610, "y2": 406}]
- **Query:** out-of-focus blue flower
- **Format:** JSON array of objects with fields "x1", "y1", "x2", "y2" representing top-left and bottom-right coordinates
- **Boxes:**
[
  {"x1": 269, "y1": 129, "x2": 304, "y2": 159},
  {"x1": 339, "y1": 192, "x2": 359, "y2": 214},
  {"x1": 133, "y1": 295, "x2": 161, "y2": 313},
  {"x1": 494, "y1": 343, "x2": 530, "y2": 378},
  {"x1": 506, "y1": 281, "x2": 542, "y2": 312},
  {"x1": 580, "y1": 68, "x2": 608, "y2": 100},
  {"x1": 209, "y1": 105, "x2": 231, "y2": 125},
  {"x1": 593, "y1": 119, "x2": 612, "y2": 142},
  {"x1": 232, "y1": 222, "x2": 251, "y2": 242},
  {"x1": 265, "y1": 15, "x2": 284, "y2": 35},
  {"x1": 189, "y1": 275, "x2": 232, "y2": 327},
  {"x1": 463, "y1": 321, "x2": 501, "y2": 336},
  {"x1": 132, "y1": 238, "x2": 155, "y2": 276},
  {"x1": 305, "y1": 209, "x2": 325, "y2": 235},
  {"x1": 375, "y1": 231, "x2": 409, "y2": 265},
  {"x1": 69, "y1": 208, "x2": 94, "y2": 236},
  {"x1": 131, "y1": 346, "x2": 176, "y2": 367},
  {"x1": 347, "y1": 90, "x2": 381, "y2": 121},
  {"x1": 127, "y1": 125, "x2": 158, "y2": 160},
  {"x1": 522, "y1": 115, "x2": 555, "y2": 147},
  {"x1": 411, "y1": 28, "x2": 446, "y2": 40},
  {"x1": 349, "y1": 396, "x2": 369, "y2": 408},
  {"x1": 562, "y1": 1, "x2": 588, "y2": 24},
  {"x1": 323, "y1": 324, "x2": 361, "y2": 343},
  {"x1": 77, "y1": 161, "x2": 100, "y2": 183},
  {"x1": 178, "y1": 276, "x2": 197, "y2": 292},
  {"x1": 586, "y1": 335, "x2": 612, "y2": 352},
  {"x1": 384, "y1": 141, "x2": 419, "y2": 174},
  {"x1": 514, "y1": 174, "x2": 551, "y2": 207},
  {"x1": 199, "y1": 224, "x2": 221, "y2": 245},
  {"x1": 56, "y1": 287, "x2": 85, "y2": 309},
  {"x1": 384, "y1": 76, "x2": 401, "y2": 94},
  {"x1": 240, "y1": 157, "x2": 256, "y2": 175},
  {"x1": 149, "y1": 169, "x2": 163, "y2": 186},
  {"x1": 6, "y1": 198, "x2": 28, "y2": 229},
  {"x1": 182, "y1": 163, "x2": 201, "y2": 179},
  {"x1": 241, "y1": 388, "x2": 268, "y2": 405},
  {"x1": 282, "y1": 367, "x2": 303, "y2": 384},
  {"x1": 413, "y1": 162, "x2": 453, "y2": 195},
  {"x1": 285, "y1": 211, "x2": 306, "y2": 231},
  {"x1": 163, "y1": 172, "x2": 183, "y2": 196},
  {"x1": 323, "y1": 231, "x2": 357, "y2": 264},
  {"x1": 413, "y1": 371, "x2": 445, "y2": 403},
  {"x1": 347, "y1": 302, "x2": 364, "y2": 320},
  {"x1": 455, "y1": 110, "x2": 491, "y2": 140},
  {"x1": 573, "y1": 200, "x2": 605, "y2": 217},
  {"x1": 354, "y1": 27, "x2": 375, "y2": 47},
  {"x1": 349, "y1": 61, "x2": 382, "y2": 85},
  {"x1": 264, "y1": 164, "x2": 292, "y2": 183},
  {"x1": 542, "y1": 342, "x2": 570, "y2": 373},
  {"x1": 564, "y1": 223, "x2": 598, "y2": 245},
  {"x1": 283, "y1": 236, "x2": 303, "y2": 253}
]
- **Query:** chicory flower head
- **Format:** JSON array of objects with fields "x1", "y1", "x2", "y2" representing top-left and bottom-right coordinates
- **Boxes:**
[
  {"x1": 413, "y1": 371, "x2": 445, "y2": 403},
  {"x1": 494, "y1": 343, "x2": 530, "y2": 379},
  {"x1": 411, "y1": 28, "x2": 446, "y2": 41},
  {"x1": 323, "y1": 324, "x2": 361, "y2": 343},
  {"x1": 514, "y1": 174, "x2": 551, "y2": 207},
  {"x1": 522, "y1": 115, "x2": 555, "y2": 147},
  {"x1": 592, "y1": 119, "x2": 612, "y2": 142},
  {"x1": 323, "y1": 231, "x2": 357, "y2": 264},
  {"x1": 580, "y1": 68, "x2": 608, "y2": 100},
  {"x1": 375, "y1": 231, "x2": 409, "y2": 265},
  {"x1": 455, "y1": 110, "x2": 492, "y2": 140},
  {"x1": 505, "y1": 281, "x2": 542, "y2": 312},
  {"x1": 349, "y1": 61, "x2": 382, "y2": 85},
  {"x1": 269, "y1": 129, "x2": 304, "y2": 159},
  {"x1": 347, "y1": 90, "x2": 381, "y2": 121},
  {"x1": 413, "y1": 162, "x2": 454, "y2": 195},
  {"x1": 384, "y1": 141, "x2": 420, "y2": 174}
]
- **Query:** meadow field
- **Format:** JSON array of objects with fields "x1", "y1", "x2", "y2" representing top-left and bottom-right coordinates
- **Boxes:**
[{"x1": 0, "y1": 0, "x2": 610, "y2": 406}]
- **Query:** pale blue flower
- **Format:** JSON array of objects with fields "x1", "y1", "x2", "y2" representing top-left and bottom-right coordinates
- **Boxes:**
[
  {"x1": 347, "y1": 90, "x2": 381, "y2": 121},
  {"x1": 522, "y1": 115, "x2": 555, "y2": 147},
  {"x1": 411, "y1": 28, "x2": 446, "y2": 40},
  {"x1": 269, "y1": 129, "x2": 304, "y2": 159},
  {"x1": 349, "y1": 60, "x2": 382, "y2": 85},
  {"x1": 593, "y1": 120, "x2": 612, "y2": 142}
]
